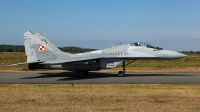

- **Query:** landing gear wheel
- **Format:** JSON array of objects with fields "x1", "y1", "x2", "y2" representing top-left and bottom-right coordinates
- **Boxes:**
[
  {"x1": 118, "y1": 71, "x2": 125, "y2": 77},
  {"x1": 77, "y1": 71, "x2": 86, "y2": 78},
  {"x1": 77, "y1": 70, "x2": 89, "y2": 78},
  {"x1": 118, "y1": 61, "x2": 126, "y2": 77},
  {"x1": 118, "y1": 60, "x2": 136, "y2": 77}
]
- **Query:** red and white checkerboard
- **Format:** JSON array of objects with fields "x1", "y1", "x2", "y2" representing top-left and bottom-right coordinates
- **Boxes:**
[{"x1": 39, "y1": 45, "x2": 45, "y2": 52}]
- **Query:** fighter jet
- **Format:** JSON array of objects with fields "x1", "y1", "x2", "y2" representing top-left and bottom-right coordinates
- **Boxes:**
[{"x1": 9, "y1": 31, "x2": 186, "y2": 78}]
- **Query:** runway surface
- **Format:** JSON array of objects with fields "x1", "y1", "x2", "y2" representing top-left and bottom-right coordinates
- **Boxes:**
[{"x1": 0, "y1": 72, "x2": 200, "y2": 84}]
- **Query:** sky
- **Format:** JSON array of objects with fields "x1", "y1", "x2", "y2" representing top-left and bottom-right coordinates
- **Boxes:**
[{"x1": 0, "y1": 0, "x2": 200, "y2": 51}]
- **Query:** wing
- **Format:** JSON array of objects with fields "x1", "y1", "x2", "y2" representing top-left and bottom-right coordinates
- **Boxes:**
[
  {"x1": 41, "y1": 53, "x2": 109, "y2": 64},
  {"x1": 7, "y1": 53, "x2": 107, "y2": 66}
]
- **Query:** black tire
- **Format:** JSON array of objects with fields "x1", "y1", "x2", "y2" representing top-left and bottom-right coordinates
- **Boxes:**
[
  {"x1": 77, "y1": 70, "x2": 89, "y2": 78},
  {"x1": 118, "y1": 71, "x2": 125, "y2": 77},
  {"x1": 77, "y1": 70, "x2": 86, "y2": 78}
]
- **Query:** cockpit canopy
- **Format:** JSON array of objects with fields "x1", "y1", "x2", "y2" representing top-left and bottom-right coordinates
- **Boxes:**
[{"x1": 129, "y1": 42, "x2": 163, "y2": 50}]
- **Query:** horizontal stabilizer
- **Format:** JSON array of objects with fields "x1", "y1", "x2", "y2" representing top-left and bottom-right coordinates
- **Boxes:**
[
  {"x1": 7, "y1": 61, "x2": 45, "y2": 66},
  {"x1": 7, "y1": 62, "x2": 29, "y2": 66}
]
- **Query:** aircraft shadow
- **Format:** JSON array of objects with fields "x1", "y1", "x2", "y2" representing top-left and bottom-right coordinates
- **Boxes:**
[{"x1": 21, "y1": 72, "x2": 193, "y2": 81}]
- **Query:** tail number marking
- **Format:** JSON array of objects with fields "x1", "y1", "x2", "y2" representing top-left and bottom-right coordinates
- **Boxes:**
[{"x1": 107, "y1": 61, "x2": 114, "y2": 66}]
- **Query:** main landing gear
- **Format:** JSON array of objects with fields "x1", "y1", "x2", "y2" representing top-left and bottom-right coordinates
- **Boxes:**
[
  {"x1": 76, "y1": 70, "x2": 89, "y2": 78},
  {"x1": 118, "y1": 60, "x2": 136, "y2": 77}
]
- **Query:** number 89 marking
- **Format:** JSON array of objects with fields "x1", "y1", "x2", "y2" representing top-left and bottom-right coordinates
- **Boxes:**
[{"x1": 107, "y1": 61, "x2": 114, "y2": 66}]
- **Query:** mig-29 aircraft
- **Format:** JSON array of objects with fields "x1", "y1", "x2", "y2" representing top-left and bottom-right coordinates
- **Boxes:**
[{"x1": 9, "y1": 31, "x2": 186, "y2": 78}]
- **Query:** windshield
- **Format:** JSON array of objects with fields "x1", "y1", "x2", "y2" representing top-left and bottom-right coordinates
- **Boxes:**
[
  {"x1": 130, "y1": 42, "x2": 146, "y2": 46},
  {"x1": 129, "y1": 42, "x2": 163, "y2": 50},
  {"x1": 146, "y1": 43, "x2": 155, "y2": 48}
]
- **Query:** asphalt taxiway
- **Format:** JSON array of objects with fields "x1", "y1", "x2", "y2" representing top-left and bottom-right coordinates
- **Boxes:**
[{"x1": 0, "y1": 72, "x2": 200, "y2": 84}]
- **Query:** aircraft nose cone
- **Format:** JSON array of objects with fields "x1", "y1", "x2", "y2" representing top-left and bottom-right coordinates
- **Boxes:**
[
  {"x1": 176, "y1": 52, "x2": 186, "y2": 58},
  {"x1": 161, "y1": 50, "x2": 186, "y2": 59},
  {"x1": 168, "y1": 51, "x2": 186, "y2": 59}
]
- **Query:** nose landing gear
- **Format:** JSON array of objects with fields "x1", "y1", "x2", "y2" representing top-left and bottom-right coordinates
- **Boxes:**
[
  {"x1": 118, "y1": 71, "x2": 125, "y2": 77},
  {"x1": 118, "y1": 60, "x2": 136, "y2": 77},
  {"x1": 118, "y1": 61, "x2": 126, "y2": 77}
]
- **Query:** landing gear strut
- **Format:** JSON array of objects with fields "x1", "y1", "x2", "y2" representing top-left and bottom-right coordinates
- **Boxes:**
[
  {"x1": 77, "y1": 70, "x2": 89, "y2": 78},
  {"x1": 118, "y1": 61, "x2": 125, "y2": 77},
  {"x1": 118, "y1": 60, "x2": 136, "y2": 77}
]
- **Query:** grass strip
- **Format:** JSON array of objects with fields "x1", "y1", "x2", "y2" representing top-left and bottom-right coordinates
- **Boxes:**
[{"x1": 0, "y1": 84, "x2": 200, "y2": 112}]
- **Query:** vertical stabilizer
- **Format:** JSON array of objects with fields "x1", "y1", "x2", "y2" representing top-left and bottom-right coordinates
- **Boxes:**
[
  {"x1": 34, "y1": 32, "x2": 62, "y2": 52},
  {"x1": 24, "y1": 30, "x2": 34, "y2": 37},
  {"x1": 24, "y1": 31, "x2": 56, "y2": 63},
  {"x1": 24, "y1": 31, "x2": 37, "y2": 63}
]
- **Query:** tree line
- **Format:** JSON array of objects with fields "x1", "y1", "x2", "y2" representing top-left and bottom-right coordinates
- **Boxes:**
[{"x1": 0, "y1": 45, "x2": 97, "y2": 53}]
